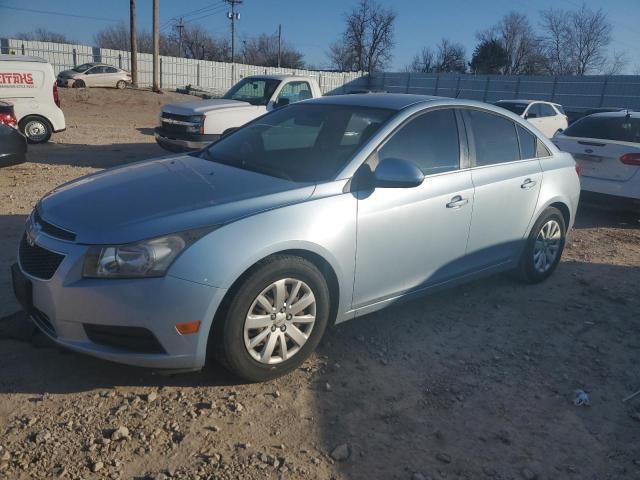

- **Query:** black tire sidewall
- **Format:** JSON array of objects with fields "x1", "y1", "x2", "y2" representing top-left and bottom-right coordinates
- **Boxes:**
[
  {"x1": 519, "y1": 207, "x2": 566, "y2": 283},
  {"x1": 220, "y1": 256, "x2": 330, "y2": 382},
  {"x1": 73, "y1": 80, "x2": 85, "y2": 88}
]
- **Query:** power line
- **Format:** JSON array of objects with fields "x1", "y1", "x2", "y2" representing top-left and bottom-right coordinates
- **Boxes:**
[
  {"x1": 225, "y1": 0, "x2": 243, "y2": 62},
  {"x1": 0, "y1": 5, "x2": 121, "y2": 22},
  {"x1": 160, "y1": 2, "x2": 225, "y2": 30}
]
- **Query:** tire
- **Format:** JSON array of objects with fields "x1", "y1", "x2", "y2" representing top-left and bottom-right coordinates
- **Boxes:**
[
  {"x1": 212, "y1": 255, "x2": 331, "y2": 382},
  {"x1": 516, "y1": 207, "x2": 566, "y2": 283},
  {"x1": 116, "y1": 80, "x2": 127, "y2": 89},
  {"x1": 73, "y1": 79, "x2": 86, "y2": 88},
  {"x1": 19, "y1": 116, "x2": 52, "y2": 144}
]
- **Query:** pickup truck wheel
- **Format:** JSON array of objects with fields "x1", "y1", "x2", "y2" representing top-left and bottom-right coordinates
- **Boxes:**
[
  {"x1": 19, "y1": 116, "x2": 52, "y2": 144},
  {"x1": 212, "y1": 255, "x2": 330, "y2": 382}
]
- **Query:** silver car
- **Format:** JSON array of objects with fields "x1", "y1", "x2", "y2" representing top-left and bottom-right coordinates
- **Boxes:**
[
  {"x1": 57, "y1": 63, "x2": 131, "y2": 89},
  {"x1": 12, "y1": 95, "x2": 580, "y2": 382}
]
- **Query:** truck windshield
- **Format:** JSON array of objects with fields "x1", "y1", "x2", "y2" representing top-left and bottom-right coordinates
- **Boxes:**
[
  {"x1": 223, "y1": 78, "x2": 281, "y2": 106},
  {"x1": 199, "y1": 103, "x2": 394, "y2": 182}
]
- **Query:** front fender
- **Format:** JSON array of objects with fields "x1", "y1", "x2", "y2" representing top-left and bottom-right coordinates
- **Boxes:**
[{"x1": 168, "y1": 190, "x2": 358, "y2": 322}]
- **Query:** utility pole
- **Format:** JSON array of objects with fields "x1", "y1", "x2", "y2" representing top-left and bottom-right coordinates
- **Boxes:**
[
  {"x1": 277, "y1": 24, "x2": 281, "y2": 68},
  {"x1": 225, "y1": 0, "x2": 242, "y2": 62},
  {"x1": 152, "y1": 0, "x2": 160, "y2": 92},
  {"x1": 176, "y1": 17, "x2": 185, "y2": 58},
  {"x1": 129, "y1": 0, "x2": 138, "y2": 87}
]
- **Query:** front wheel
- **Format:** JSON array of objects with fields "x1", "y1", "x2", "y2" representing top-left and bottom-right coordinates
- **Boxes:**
[
  {"x1": 212, "y1": 255, "x2": 331, "y2": 382},
  {"x1": 516, "y1": 207, "x2": 566, "y2": 283},
  {"x1": 72, "y1": 79, "x2": 86, "y2": 88}
]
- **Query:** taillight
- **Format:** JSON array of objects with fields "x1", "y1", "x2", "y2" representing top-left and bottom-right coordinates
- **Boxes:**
[
  {"x1": 0, "y1": 112, "x2": 17, "y2": 127},
  {"x1": 575, "y1": 164, "x2": 583, "y2": 176},
  {"x1": 53, "y1": 82, "x2": 61, "y2": 108},
  {"x1": 620, "y1": 153, "x2": 640, "y2": 166}
]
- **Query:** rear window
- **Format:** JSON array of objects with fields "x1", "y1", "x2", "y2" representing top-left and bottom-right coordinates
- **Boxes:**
[{"x1": 563, "y1": 115, "x2": 640, "y2": 143}]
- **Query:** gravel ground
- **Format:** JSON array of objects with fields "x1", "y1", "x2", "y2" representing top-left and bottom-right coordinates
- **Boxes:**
[{"x1": 1, "y1": 88, "x2": 640, "y2": 480}]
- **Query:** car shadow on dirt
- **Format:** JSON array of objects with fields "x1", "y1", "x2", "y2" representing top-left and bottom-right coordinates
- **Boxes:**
[
  {"x1": 26, "y1": 142, "x2": 174, "y2": 169},
  {"x1": 574, "y1": 204, "x2": 640, "y2": 229}
]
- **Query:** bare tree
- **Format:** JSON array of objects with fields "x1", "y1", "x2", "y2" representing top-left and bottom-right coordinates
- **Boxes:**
[
  {"x1": 15, "y1": 27, "x2": 74, "y2": 44},
  {"x1": 241, "y1": 33, "x2": 304, "y2": 68},
  {"x1": 434, "y1": 39, "x2": 466, "y2": 73},
  {"x1": 407, "y1": 47, "x2": 435, "y2": 73},
  {"x1": 328, "y1": 0, "x2": 396, "y2": 72},
  {"x1": 171, "y1": 24, "x2": 230, "y2": 61},
  {"x1": 569, "y1": 4, "x2": 612, "y2": 75},
  {"x1": 539, "y1": 8, "x2": 573, "y2": 75},
  {"x1": 603, "y1": 50, "x2": 628, "y2": 75},
  {"x1": 328, "y1": 41, "x2": 357, "y2": 71},
  {"x1": 480, "y1": 12, "x2": 543, "y2": 74}
]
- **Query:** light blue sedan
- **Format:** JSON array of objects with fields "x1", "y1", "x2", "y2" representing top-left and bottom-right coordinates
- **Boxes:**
[{"x1": 12, "y1": 94, "x2": 580, "y2": 381}]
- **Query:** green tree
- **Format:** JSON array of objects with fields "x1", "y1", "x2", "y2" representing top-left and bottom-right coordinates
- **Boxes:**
[{"x1": 470, "y1": 38, "x2": 509, "y2": 74}]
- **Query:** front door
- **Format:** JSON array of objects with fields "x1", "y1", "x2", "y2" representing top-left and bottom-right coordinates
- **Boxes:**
[
  {"x1": 463, "y1": 109, "x2": 543, "y2": 268},
  {"x1": 353, "y1": 108, "x2": 474, "y2": 309}
]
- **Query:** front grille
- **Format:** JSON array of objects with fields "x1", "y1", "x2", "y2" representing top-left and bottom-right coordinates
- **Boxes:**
[
  {"x1": 19, "y1": 234, "x2": 65, "y2": 280},
  {"x1": 84, "y1": 324, "x2": 166, "y2": 354},
  {"x1": 32, "y1": 309, "x2": 56, "y2": 337},
  {"x1": 34, "y1": 210, "x2": 76, "y2": 242},
  {"x1": 161, "y1": 113, "x2": 200, "y2": 134}
]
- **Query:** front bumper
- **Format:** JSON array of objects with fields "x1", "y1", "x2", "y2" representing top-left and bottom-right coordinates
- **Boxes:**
[
  {"x1": 154, "y1": 127, "x2": 219, "y2": 152},
  {"x1": 56, "y1": 77, "x2": 75, "y2": 88},
  {"x1": 12, "y1": 231, "x2": 227, "y2": 371}
]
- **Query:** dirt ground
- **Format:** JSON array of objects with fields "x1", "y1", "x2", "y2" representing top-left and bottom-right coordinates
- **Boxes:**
[{"x1": 1, "y1": 88, "x2": 640, "y2": 480}]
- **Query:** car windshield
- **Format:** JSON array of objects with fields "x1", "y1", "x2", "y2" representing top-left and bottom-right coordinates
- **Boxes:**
[
  {"x1": 563, "y1": 115, "x2": 640, "y2": 143},
  {"x1": 496, "y1": 102, "x2": 528, "y2": 115},
  {"x1": 223, "y1": 78, "x2": 281, "y2": 106},
  {"x1": 198, "y1": 103, "x2": 394, "y2": 182},
  {"x1": 72, "y1": 63, "x2": 93, "y2": 73}
]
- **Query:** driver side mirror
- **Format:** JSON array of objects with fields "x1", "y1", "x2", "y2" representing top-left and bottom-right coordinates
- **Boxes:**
[
  {"x1": 374, "y1": 157, "x2": 424, "y2": 188},
  {"x1": 275, "y1": 97, "x2": 290, "y2": 109}
]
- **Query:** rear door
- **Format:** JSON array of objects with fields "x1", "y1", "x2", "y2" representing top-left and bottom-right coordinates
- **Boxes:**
[{"x1": 463, "y1": 109, "x2": 543, "y2": 268}]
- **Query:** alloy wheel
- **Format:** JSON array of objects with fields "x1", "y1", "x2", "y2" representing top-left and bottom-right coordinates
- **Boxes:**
[
  {"x1": 533, "y1": 219, "x2": 562, "y2": 273},
  {"x1": 243, "y1": 278, "x2": 316, "y2": 365}
]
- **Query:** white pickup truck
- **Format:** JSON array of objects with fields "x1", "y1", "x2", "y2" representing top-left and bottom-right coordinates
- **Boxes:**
[{"x1": 155, "y1": 74, "x2": 322, "y2": 152}]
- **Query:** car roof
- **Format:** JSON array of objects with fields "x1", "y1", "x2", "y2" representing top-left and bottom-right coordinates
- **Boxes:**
[
  {"x1": 497, "y1": 99, "x2": 560, "y2": 106},
  {"x1": 586, "y1": 110, "x2": 639, "y2": 119},
  {"x1": 305, "y1": 93, "x2": 444, "y2": 110},
  {"x1": 0, "y1": 55, "x2": 48, "y2": 63},
  {"x1": 245, "y1": 74, "x2": 313, "y2": 82}
]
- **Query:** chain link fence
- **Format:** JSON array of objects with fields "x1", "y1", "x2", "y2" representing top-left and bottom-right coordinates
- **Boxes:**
[{"x1": 1, "y1": 38, "x2": 361, "y2": 96}]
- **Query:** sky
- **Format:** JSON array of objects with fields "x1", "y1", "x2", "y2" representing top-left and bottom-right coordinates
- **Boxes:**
[{"x1": 0, "y1": 0, "x2": 638, "y2": 73}]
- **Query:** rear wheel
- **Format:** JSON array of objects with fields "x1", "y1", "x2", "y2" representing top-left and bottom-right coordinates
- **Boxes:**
[
  {"x1": 19, "y1": 116, "x2": 52, "y2": 144},
  {"x1": 516, "y1": 207, "x2": 566, "y2": 283},
  {"x1": 212, "y1": 255, "x2": 330, "y2": 382},
  {"x1": 116, "y1": 80, "x2": 127, "y2": 89}
]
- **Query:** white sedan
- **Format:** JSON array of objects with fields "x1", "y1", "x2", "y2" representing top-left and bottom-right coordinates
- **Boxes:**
[
  {"x1": 495, "y1": 100, "x2": 568, "y2": 138},
  {"x1": 553, "y1": 111, "x2": 640, "y2": 212}
]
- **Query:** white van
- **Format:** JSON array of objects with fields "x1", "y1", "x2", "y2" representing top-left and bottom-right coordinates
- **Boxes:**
[{"x1": 0, "y1": 55, "x2": 66, "y2": 143}]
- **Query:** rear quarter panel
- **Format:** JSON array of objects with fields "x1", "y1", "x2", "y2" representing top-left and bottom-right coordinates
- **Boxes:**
[{"x1": 535, "y1": 151, "x2": 580, "y2": 230}]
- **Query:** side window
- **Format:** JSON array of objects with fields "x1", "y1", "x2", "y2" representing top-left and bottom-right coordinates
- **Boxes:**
[
  {"x1": 277, "y1": 81, "x2": 313, "y2": 104},
  {"x1": 516, "y1": 125, "x2": 536, "y2": 159},
  {"x1": 525, "y1": 104, "x2": 540, "y2": 118},
  {"x1": 105, "y1": 67, "x2": 118, "y2": 73},
  {"x1": 539, "y1": 104, "x2": 556, "y2": 117},
  {"x1": 261, "y1": 117, "x2": 321, "y2": 151},
  {"x1": 536, "y1": 139, "x2": 551, "y2": 157},
  {"x1": 85, "y1": 67, "x2": 97, "y2": 75},
  {"x1": 378, "y1": 109, "x2": 460, "y2": 176},
  {"x1": 467, "y1": 110, "x2": 520, "y2": 166}
]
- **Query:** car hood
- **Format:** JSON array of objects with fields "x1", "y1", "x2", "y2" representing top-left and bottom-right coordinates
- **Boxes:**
[
  {"x1": 58, "y1": 69, "x2": 80, "y2": 78},
  {"x1": 38, "y1": 155, "x2": 315, "y2": 245},
  {"x1": 162, "y1": 99, "x2": 263, "y2": 116}
]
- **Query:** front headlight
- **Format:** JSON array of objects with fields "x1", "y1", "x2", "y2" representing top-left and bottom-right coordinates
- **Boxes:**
[{"x1": 82, "y1": 228, "x2": 213, "y2": 279}]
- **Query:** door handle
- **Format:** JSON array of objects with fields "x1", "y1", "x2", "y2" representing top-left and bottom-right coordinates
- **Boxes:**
[
  {"x1": 521, "y1": 178, "x2": 537, "y2": 189},
  {"x1": 446, "y1": 195, "x2": 469, "y2": 209}
]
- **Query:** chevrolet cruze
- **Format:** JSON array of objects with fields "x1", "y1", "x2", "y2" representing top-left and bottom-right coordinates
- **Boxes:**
[{"x1": 12, "y1": 94, "x2": 580, "y2": 382}]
